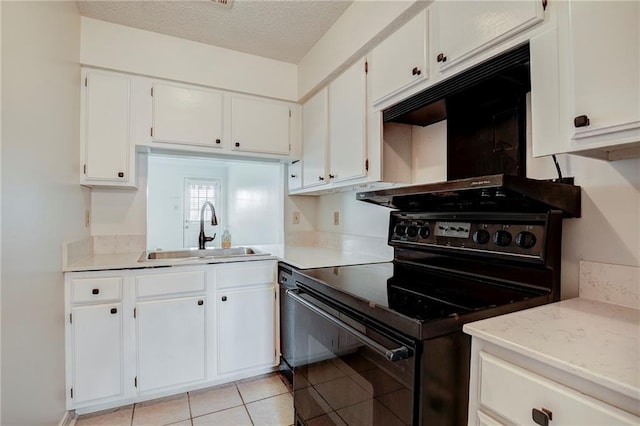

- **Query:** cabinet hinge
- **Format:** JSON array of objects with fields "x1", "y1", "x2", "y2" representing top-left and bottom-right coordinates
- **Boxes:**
[
  {"x1": 289, "y1": 109, "x2": 291, "y2": 118},
  {"x1": 84, "y1": 77, "x2": 87, "y2": 87},
  {"x1": 365, "y1": 159, "x2": 369, "y2": 171},
  {"x1": 69, "y1": 313, "x2": 72, "y2": 324},
  {"x1": 83, "y1": 164, "x2": 86, "y2": 175},
  {"x1": 542, "y1": 0, "x2": 548, "y2": 10},
  {"x1": 365, "y1": 61, "x2": 368, "y2": 74},
  {"x1": 134, "y1": 377, "x2": 137, "y2": 388},
  {"x1": 133, "y1": 308, "x2": 137, "y2": 318},
  {"x1": 150, "y1": 127, "x2": 153, "y2": 137},
  {"x1": 289, "y1": 144, "x2": 291, "y2": 152},
  {"x1": 150, "y1": 87, "x2": 153, "y2": 97},
  {"x1": 70, "y1": 388, "x2": 73, "y2": 398}
]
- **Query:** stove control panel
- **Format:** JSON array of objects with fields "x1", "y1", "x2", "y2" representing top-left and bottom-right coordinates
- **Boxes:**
[{"x1": 389, "y1": 213, "x2": 546, "y2": 259}]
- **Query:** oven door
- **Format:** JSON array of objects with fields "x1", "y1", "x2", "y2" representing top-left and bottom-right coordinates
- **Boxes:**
[{"x1": 288, "y1": 288, "x2": 417, "y2": 426}]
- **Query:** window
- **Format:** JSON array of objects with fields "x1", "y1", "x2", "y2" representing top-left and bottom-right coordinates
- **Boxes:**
[{"x1": 185, "y1": 178, "x2": 221, "y2": 222}]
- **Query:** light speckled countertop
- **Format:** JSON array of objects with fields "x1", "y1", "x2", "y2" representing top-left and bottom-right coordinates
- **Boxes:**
[
  {"x1": 463, "y1": 297, "x2": 640, "y2": 401},
  {"x1": 63, "y1": 244, "x2": 391, "y2": 272}
]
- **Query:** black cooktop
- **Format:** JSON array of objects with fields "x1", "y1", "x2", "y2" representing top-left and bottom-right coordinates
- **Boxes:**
[{"x1": 295, "y1": 261, "x2": 549, "y2": 340}]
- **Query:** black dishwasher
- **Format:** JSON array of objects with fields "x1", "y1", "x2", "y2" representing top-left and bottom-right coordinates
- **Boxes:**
[{"x1": 278, "y1": 262, "x2": 296, "y2": 385}]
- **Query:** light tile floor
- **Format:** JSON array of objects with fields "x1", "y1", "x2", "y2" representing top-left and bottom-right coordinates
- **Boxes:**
[{"x1": 75, "y1": 373, "x2": 294, "y2": 426}]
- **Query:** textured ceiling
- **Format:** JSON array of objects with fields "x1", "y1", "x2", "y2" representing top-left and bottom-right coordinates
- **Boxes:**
[{"x1": 76, "y1": 0, "x2": 353, "y2": 64}]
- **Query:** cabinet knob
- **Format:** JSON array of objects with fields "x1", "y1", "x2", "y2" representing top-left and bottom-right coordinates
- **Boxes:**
[
  {"x1": 531, "y1": 408, "x2": 553, "y2": 426},
  {"x1": 197, "y1": 300, "x2": 204, "y2": 306},
  {"x1": 215, "y1": 139, "x2": 221, "y2": 144},
  {"x1": 437, "y1": 53, "x2": 447, "y2": 63},
  {"x1": 221, "y1": 296, "x2": 227, "y2": 302},
  {"x1": 110, "y1": 308, "x2": 117, "y2": 314},
  {"x1": 235, "y1": 142, "x2": 240, "y2": 148},
  {"x1": 574, "y1": 115, "x2": 590, "y2": 128},
  {"x1": 412, "y1": 67, "x2": 422, "y2": 76},
  {"x1": 329, "y1": 174, "x2": 335, "y2": 179},
  {"x1": 92, "y1": 288, "x2": 100, "y2": 295},
  {"x1": 290, "y1": 174, "x2": 297, "y2": 178},
  {"x1": 318, "y1": 176, "x2": 325, "y2": 181},
  {"x1": 117, "y1": 172, "x2": 124, "y2": 178}
]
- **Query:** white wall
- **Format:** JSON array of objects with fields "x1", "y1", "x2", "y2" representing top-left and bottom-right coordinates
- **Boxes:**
[
  {"x1": 227, "y1": 162, "x2": 284, "y2": 246},
  {"x1": 1, "y1": 2, "x2": 88, "y2": 424},
  {"x1": 146, "y1": 155, "x2": 283, "y2": 250},
  {"x1": 147, "y1": 155, "x2": 228, "y2": 250},
  {"x1": 91, "y1": 153, "x2": 147, "y2": 236},
  {"x1": 81, "y1": 17, "x2": 298, "y2": 101}
]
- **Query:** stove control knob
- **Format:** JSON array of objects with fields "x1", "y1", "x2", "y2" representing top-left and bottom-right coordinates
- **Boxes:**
[
  {"x1": 407, "y1": 226, "x2": 419, "y2": 238},
  {"x1": 419, "y1": 226, "x2": 430, "y2": 239},
  {"x1": 493, "y1": 230, "x2": 512, "y2": 246},
  {"x1": 394, "y1": 225, "x2": 407, "y2": 237},
  {"x1": 472, "y1": 229, "x2": 491, "y2": 244},
  {"x1": 515, "y1": 231, "x2": 537, "y2": 249}
]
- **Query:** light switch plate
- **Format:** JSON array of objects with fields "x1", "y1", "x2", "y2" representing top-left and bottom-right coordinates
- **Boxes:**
[
  {"x1": 292, "y1": 211, "x2": 300, "y2": 225},
  {"x1": 333, "y1": 211, "x2": 339, "y2": 226}
]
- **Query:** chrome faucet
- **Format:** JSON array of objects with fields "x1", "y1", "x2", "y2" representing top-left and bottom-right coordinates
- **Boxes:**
[{"x1": 198, "y1": 201, "x2": 218, "y2": 249}]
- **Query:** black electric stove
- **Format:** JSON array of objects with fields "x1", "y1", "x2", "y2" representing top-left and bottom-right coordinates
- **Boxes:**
[{"x1": 290, "y1": 175, "x2": 581, "y2": 426}]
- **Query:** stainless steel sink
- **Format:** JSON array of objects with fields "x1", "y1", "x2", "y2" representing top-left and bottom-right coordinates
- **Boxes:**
[{"x1": 139, "y1": 247, "x2": 270, "y2": 262}]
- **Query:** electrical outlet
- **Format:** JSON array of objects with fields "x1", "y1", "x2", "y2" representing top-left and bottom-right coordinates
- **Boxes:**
[
  {"x1": 85, "y1": 209, "x2": 90, "y2": 228},
  {"x1": 333, "y1": 211, "x2": 340, "y2": 226},
  {"x1": 292, "y1": 211, "x2": 300, "y2": 225}
]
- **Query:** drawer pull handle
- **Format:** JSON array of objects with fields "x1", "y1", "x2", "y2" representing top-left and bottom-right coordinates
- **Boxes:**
[
  {"x1": 437, "y1": 53, "x2": 447, "y2": 63},
  {"x1": 110, "y1": 308, "x2": 117, "y2": 314},
  {"x1": 92, "y1": 289, "x2": 100, "y2": 295},
  {"x1": 411, "y1": 67, "x2": 422, "y2": 76},
  {"x1": 221, "y1": 296, "x2": 227, "y2": 302},
  {"x1": 532, "y1": 407, "x2": 553, "y2": 426},
  {"x1": 574, "y1": 114, "x2": 590, "y2": 128},
  {"x1": 197, "y1": 300, "x2": 204, "y2": 306}
]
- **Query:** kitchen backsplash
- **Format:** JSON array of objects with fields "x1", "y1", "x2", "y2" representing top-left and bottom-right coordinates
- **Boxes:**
[
  {"x1": 286, "y1": 231, "x2": 393, "y2": 259},
  {"x1": 580, "y1": 261, "x2": 640, "y2": 310},
  {"x1": 93, "y1": 235, "x2": 147, "y2": 254}
]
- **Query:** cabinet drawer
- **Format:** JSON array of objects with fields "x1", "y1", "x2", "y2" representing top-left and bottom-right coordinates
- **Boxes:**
[
  {"x1": 216, "y1": 261, "x2": 275, "y2": 289},
  {"x1": 136, "y1": 270, "x2": 206, "y2": 297},
  {"x1": 72, "y1": 277, "x2": 122, "y2": 303},
  {"x1": 479, "y1": 352, "x2": 639, "y2": 425}
]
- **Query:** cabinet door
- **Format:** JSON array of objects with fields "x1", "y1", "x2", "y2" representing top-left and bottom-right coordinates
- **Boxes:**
[
  {"x1": 217, "y1": 286, "x2": 276, "y2": 374},
  {"x1": 436, "y1": 1, "x2": 543, "y2": 71},
  {"x1": 71, "y1": 303, "x2": 123, "y2": 404},
  {"x1": 231, "y1": 96, "x2": 291, "y2": 155},
  {"x1": 302, "y1": 88, "x2": 329, "y2": 188},
  {"x1": 288, "y1": 160, "x2": 302, "y2": 191},
  {"x1": 82, "y1": 71, "x2": 131, "y2": 185},
  {"x1": 569, "y1": 1, "x2": 640, "y2": 138},
  {"x1": 370, "y1": 9, "x2": 428, "y2": 104},
  {"x1": 151, "y1": 83, "x2": 223, "y2": 148},
  {"x1": 328, "y1": 59, "x2": 367, "y2": 183},
  {"x1": 137, "y1": 296, "x2": 206, "y2": 392}
]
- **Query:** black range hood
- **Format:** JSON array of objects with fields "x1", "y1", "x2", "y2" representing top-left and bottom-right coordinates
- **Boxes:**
[
  {"x1": 384, "y1": 44, "x2": 532, "y2": 181},
  {"x1": 356, "y1": 174, "x2": 581, "y2": 218}
]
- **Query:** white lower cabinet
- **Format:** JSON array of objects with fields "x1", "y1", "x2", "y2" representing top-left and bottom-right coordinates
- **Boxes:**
[
  {"x1": 136, "y1": 296, "x2": 206, "y2": 392},
  {"x1": 217, "y1": 286, "x2": 276, "y2": 374},
  {"x1": 65, "y1": 260, "x2": 278, "y2": 413},
  {"x1": 468, "y1": 345, "x2": 640, "y2": 425},
  {"x1": 70, "y1": 303, "x2": 123, "y2": 405}
]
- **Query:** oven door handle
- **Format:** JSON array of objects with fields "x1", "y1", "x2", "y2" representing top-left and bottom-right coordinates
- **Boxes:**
[{"x1": 287, "y1": 289, "x2": 411, "y2": 362}]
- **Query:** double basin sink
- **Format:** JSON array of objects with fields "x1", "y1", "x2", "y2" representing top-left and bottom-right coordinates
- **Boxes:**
[{"x1": 138, "y1": 247, "x2": 270, "y2": 262}]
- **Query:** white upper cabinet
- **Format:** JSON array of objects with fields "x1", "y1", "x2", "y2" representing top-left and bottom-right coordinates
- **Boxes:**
[
  {"x1": 287, "y1": 160, "x2": 302, "y2": 192},
  {"x1": 328, "y1": 58, "x2": 368, "y2": 183},
  {"x1": 302, "y1": 88, "x2": 329, "y2": 188},
  {"x1": 565, "y1": 1, "x2": 640, "y2": 158},
  {"x1": 370, "y1": 9, "x2": 429, "y2": 105},
  {"x1": 81, "y1": 70, "x2": 134, "y2": 187},
  {"x1": 151, "y1": 83, "x2": 224, "y2": 148},
  {"x1": 231, "y1": 95, "x2": 291, "y2": 155},
  {"x1": 435, "y1": 0, "x2": 544, "y2": 72}
]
